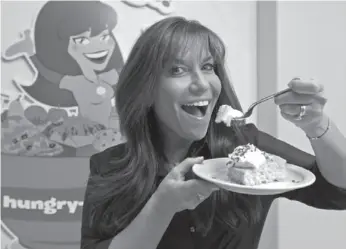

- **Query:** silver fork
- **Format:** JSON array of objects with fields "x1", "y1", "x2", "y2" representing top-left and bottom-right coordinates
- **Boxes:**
[{"x1": 233, "y1": 88, "x2": 292, "y2": 121}]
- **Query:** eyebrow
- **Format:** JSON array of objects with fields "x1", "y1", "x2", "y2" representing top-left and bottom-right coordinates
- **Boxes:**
[
  {"x1": 171, "y1": 56, "x2": 214, "y2": 65},
  {"x1": 201, "y1": 56, "x2": 214, "y2": 63}
]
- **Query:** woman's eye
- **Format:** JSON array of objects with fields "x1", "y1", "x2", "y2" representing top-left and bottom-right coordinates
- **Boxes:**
[
  {"x1": 100, "y1": 34, "x2": 110, "y2": 41},
  {"x1": 73, "y1": 37, "x2": 90, "y2": 45},
  {"x1": 202, "y1": 63, "x2": 215, "y2": 72},
  {"x1": 170, "y1": 66, "x2": 186, "y2": 76}
]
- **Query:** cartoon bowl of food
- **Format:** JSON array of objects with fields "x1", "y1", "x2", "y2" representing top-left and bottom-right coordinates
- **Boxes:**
[
  {"x1": 92, "y1": 128, "x2": 125, "y2": 152},
  {"x1": 0, "y1": 100, "x2": 123, "y2": 249}
]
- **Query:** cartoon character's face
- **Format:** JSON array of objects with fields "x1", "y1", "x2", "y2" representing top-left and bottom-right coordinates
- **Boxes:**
[{"x1": 68, "y1": 29, "x2": 115, "y2": 72}]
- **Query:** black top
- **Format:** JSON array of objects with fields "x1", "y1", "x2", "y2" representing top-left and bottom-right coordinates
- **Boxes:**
[{"x1": 81, "y1": 124, "x2": 346, "y2": 249}]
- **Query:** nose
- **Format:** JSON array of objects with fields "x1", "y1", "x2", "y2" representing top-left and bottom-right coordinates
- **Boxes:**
[{"x1": 189, "y1": 71, "x2": 209, "y2": 94}]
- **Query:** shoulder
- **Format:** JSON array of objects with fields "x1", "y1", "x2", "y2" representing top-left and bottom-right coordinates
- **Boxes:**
[{"x1": 89, "y1": 143, "x2": 127, "y2": 176}]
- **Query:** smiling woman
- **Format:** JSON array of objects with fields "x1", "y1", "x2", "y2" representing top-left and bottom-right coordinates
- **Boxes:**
[
  {"x1": 81, "y1": 16, "x2": 346, "y2": 249},
  {"x1": 3, "y1": 1, "x2": 124, "y2": 110}
]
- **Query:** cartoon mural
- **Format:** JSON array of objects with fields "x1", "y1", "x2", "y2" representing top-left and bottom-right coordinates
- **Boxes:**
[
  {"x1": 2, "y1": 1, "x2": 125, "y2": 158},
  {"x1": 1, "y1": 1, "x2": 174, "y2": 248}
]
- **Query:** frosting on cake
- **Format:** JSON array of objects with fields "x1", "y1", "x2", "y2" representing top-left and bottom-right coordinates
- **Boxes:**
[
  {"x1": 228, "y1": 144, "x2": 267, "y2": 168},
  {"x1": 226, "y1": 144, "x2": 287, "y2": 186}
]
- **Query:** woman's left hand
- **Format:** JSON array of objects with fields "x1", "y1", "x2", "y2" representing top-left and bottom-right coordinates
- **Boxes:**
[{"x1": 274, "y1": 77, "x2": 329, "y2": 138}]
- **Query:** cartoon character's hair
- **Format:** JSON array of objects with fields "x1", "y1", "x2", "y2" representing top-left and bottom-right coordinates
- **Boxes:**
[
  {"x1": 87, "y1": 16, "x2": 262, "y2": 237},
  {"x1": 34, "y1": 0, "x2": 123, "y2": 75}
]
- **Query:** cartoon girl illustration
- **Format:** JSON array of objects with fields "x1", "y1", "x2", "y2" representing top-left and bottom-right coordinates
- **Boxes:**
[{"x1": 3, "y1": 1, "x2": 124, "y2": 128}]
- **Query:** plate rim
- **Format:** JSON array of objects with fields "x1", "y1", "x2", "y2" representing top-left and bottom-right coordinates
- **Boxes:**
[{"x1": 192, "y1": 157, "x2": 316, "y2": 193}]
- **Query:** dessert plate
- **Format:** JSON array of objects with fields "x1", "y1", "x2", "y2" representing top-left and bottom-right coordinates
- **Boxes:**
[{"x1": 192, "y1": 158, "x2": 316, "y2": 195}]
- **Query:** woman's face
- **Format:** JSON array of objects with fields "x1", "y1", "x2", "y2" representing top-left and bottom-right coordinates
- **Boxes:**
[{"x1": 153, "y1": 50, "x2": 222, "y2": 141}]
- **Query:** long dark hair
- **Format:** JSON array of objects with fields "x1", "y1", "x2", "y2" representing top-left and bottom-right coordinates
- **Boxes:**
[
  {"x1": 87, "y1": 17, "x2": 262, "y2": 238},
  {"x1": 34, "y1": 0, "x2": 123, "y2": 75}
]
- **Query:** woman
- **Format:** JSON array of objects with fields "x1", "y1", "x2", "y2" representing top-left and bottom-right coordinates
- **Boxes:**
[
  {"x1": 4, "y1": 1, "x2": 123, "y2": 128},
  {"x1": 81, "y1": 17, "x2": 346, "y2": 249}
]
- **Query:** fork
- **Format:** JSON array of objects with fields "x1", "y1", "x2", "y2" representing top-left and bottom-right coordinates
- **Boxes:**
[{"x1": 233, "y1": 88, "x2": 292, "y2": 121}]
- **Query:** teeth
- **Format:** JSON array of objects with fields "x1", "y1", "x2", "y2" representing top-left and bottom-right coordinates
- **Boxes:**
[
  {"x1": 184, "y1": 101, "x2": 209, "y2": 107},
  {"x1": 84, "y1": 50, "x2": 108, "y2": 59}
]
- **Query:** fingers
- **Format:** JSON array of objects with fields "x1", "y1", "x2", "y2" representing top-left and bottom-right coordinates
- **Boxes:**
[
  {"x1": 184, "y1": 179, "x2": 219, "y2": 192},
  {"x1": 274, "y1": 90, "x2": 326, "y2": 106},
  {"x1": 184, "y1": 179, "x2": 219, "y2": 209},
  {"x1": 274, "y1": 91, "x2": 314, "y2": 105},
  {"x1": 279, "y1": 103, "x2": 323, "y2": 116},
  {"x1": 279, "y1": 105, "x2": 324, "y2": 127},
  {"x1": 288, "y1": 77, "x2": 324, "y2": 94},
  {"x1": 173, "y1": 157, "x2": 204, "y2": 175},
  {"x1": 275, "y1": 77, "x2": 326, "y2": 106},
  {"x1": 279, "y1": 104, "x2": 304, "y2": 116},
  {"x1": 183, "y1": 179, "x2": 219, "y2": 202}
]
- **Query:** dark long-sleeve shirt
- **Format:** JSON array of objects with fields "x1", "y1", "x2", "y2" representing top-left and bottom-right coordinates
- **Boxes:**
[{"x1": 81, "y1": 124, "x2": 346, "y2": 249}]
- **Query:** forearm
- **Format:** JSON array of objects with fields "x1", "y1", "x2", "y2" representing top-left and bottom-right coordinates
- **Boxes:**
[
  {"x1": 307, "y1": 117, "x2": 346, "y2": 189},
  {"x1": 104, "y1": 192, "x2": 175, "y2": 249}
]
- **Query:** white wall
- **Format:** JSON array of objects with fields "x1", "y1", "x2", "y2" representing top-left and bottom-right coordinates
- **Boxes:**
[{"x1": 276, "y1": 2, "x2": 346, "y2": 249}]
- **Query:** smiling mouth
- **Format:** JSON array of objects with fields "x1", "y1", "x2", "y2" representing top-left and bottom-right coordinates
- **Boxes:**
[
  {"x1": 181, "y1": 100, "x2": 210, "y2": 118},
  {"x1": 84, "y1": 50, "x2": 109, "y2": 64}
]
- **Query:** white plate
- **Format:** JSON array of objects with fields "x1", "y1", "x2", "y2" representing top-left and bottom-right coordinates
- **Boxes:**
[{"x1": 192, "y1": 158, "x2": 316, "y2": 195}]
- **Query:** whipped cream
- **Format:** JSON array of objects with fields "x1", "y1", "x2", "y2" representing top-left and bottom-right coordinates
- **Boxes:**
[
  {"x1": 215, "y1": 105, "x2": 243, "y2": 126},
  {"x1": 228, "y1": 144, "x2": 267, "y2": 169},
  {"x1": 236, "y1": 150, "x2": 267, "y2": 169}
]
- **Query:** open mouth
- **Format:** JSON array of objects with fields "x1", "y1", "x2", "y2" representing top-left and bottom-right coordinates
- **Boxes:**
[
  {"x1": 181, "y1": 100, "x2": 210, "y2": 118},
  {"x1": 84, "y1": 50, "x2": 109, "y2": 64}
]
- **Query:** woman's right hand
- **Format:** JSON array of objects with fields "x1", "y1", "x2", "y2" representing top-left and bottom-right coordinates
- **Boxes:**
[{"x1": 155, "y1": 157, "x2": 219, "y2": 214}]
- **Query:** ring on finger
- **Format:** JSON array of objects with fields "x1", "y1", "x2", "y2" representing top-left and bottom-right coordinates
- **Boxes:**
[{"x1": 294, "y1": 105, "x2": 307, "y2": 120}]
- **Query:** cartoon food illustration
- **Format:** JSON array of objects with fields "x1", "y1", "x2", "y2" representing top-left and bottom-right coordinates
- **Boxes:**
[
  {"x1": 1, "y1": 99, "x2": 64, "y2": 157},
  {"x1": 7, "y1": 95, "x2": 25, "y2": 117},
  {"x1": 46, "y1": 116, "x2": 107, "y2": 148},
  {"x1": 46, "y1": 108, "x2": 68, "y2": 124},
  {"x1": 92, "y1": 128, "x2": 124, "y2": 152},
  {"x1": 24, "y1": 105, "x2": 48, "y2": 126}
]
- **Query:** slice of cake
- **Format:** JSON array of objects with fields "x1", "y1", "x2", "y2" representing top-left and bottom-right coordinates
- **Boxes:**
[{"x1": 226, "y1": 144, "x2": 287, "y2": 186}]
